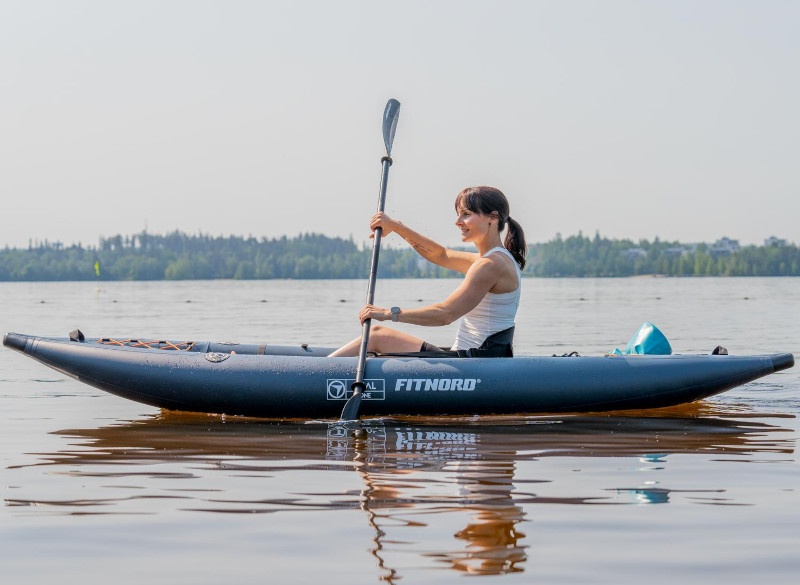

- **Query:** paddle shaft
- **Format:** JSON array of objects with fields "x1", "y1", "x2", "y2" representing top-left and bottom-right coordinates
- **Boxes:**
[
  {"x1": 340, "y1": 98, "x2": 400, "y2": 422},
  {"x1": 353, "y1": 156, "x2": 392, "y2": 390}
]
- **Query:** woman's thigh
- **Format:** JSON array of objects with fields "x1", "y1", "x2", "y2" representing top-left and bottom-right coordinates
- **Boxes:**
[{"x1": 369, "y1": 325, "x2": 425, "y2": 353}]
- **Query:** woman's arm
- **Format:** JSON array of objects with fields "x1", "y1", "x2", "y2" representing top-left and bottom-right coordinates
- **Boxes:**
[
  {"x1": 361, "y1": 256, "x2": 501, "y2": 326},
  {"x1": 370, "y1": 212, "x2": 477, "y2": 274}
]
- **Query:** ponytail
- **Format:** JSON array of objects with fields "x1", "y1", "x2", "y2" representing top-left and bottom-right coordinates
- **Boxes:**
[{"x1": 504, "y1": 216, "x2": 527, "y2": 270}]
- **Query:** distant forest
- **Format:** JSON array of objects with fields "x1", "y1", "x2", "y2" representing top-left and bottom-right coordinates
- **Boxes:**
[{"x1": 0, "y1": 231, "x2": 798, "y2": 281}]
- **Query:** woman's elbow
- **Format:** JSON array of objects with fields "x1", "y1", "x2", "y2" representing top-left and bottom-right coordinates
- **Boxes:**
[{"x1": 435, "y1": 307, "x2": 460, "y2": 326}]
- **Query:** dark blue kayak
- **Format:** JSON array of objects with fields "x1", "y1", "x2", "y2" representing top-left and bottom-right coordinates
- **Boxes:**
[{"x1": 4, "y1": 332, "x2": 794, "y2": 419}]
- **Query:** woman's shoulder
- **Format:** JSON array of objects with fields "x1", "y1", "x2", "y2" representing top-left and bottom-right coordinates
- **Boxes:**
[
  {"x1": 483, "y1": 246, "x2": 515, "y2": 261},
  {"x1": 466, "y1": 251, "x2": 511, "y2": 276},
  {"x1": 469, "y1": 248, "x2": 520, "y2": 293},
  {"x1": 478, "y1": 247, "x2": 517, "y2": 268}
]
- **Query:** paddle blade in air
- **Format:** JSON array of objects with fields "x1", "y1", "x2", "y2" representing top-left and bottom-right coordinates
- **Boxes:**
[{"x1": 383, "y1": 99, "x2": 401, "y2": 156}]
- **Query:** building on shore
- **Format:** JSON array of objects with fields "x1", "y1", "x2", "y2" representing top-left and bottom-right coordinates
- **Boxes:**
[
  {"x1": 621, "y1": 248, "x2": 648, "y2": 260},
  {"x1": 764, "y1": 236, "x2": 787, "y2": 247},
  {"x1": 709, "y1": 237, "x2": 740, "y2": 256},
  {"x1": 662, "y1": 247, "x2": 689, "y2": 258}
]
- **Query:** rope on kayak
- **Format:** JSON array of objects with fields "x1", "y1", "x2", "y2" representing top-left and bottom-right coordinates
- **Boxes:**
[{"x1": 96, "y1": 338, "x2": 196, "y2": 351}]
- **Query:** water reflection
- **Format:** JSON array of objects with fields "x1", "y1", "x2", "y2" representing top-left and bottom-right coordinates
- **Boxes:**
[
  {"x1": 7, "y1": 406, "x2": 795, "y2": 579},
  {"x1": 339, "y1": 426, "x2": 528, "y2": 577}
]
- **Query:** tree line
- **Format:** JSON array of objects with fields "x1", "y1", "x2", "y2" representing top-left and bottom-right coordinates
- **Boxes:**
[
  {"x1": 527, "y1": 233, "x2": 800, "y2": 277},
  {"x1": 0, "y1": 231, "x2": 458, "y2": 281},
  {"x1": 0, "y1": 231, "x2": 797, "y2": 281}
]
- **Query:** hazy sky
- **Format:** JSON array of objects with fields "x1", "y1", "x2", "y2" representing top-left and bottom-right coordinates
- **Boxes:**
[{"x1": 1, "y1": 0, "x2": 798, "y2": 249}]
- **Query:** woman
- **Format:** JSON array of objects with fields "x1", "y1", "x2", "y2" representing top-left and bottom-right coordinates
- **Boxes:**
[{"x1": 328, "y1": 186, "x2": 526, "y2": 358}]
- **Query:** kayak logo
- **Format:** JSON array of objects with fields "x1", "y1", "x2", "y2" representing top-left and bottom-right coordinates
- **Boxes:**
[
  {"x1": 326, "y1": 379, "x2": 385, "y2": 401},
  {"x1": 395, "y1": 378, "x2": 480, "y2": 392}
]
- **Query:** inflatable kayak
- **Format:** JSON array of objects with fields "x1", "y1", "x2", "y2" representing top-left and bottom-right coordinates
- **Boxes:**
[{"x1": 3, "y1": 332, "x2": 794, "y2": 419}]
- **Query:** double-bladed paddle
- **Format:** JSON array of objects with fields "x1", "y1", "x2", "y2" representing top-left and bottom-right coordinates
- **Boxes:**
[{"x1": 339, "y1": 98, "x2": 401, "y2": 421}]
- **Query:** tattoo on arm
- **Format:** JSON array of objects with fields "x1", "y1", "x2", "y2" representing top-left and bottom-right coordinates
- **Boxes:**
[{"x1": 405, "y1": 237, "x2": 433, "y2": 254}]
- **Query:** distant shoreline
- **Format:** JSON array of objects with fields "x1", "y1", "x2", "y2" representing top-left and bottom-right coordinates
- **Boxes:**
[
  {"x1": 3, "y1": 274, "x2": 800, "y2": 284},
  {"x1": 2, "y1": 231, "x2": 798, "y2": 280}
]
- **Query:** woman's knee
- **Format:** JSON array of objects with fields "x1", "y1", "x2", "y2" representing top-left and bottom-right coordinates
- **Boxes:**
[{"x1": 368, "y1": 324, "x2": 397, "y2": 351}]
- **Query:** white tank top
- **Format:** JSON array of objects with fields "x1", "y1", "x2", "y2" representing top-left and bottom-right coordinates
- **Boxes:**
[{"x1": 453, "y1": 247, "x2": 521, "y2": 350}]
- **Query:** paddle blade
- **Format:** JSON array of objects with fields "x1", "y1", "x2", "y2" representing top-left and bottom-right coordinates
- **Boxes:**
[
  {"x1": 339, "y1": 391, "x2": 362, "y2": 422},
  {"x1": 382, "y1": 99, "x2": 401, "y2": 156}
]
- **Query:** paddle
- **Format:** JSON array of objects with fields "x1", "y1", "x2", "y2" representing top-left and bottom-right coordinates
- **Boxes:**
[{"x1": 339, "y1": 98, "x2": 401, "y2": 422}]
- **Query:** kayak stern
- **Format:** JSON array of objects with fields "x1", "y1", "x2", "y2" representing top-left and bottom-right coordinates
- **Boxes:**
[{"x1": 3, "y1": 332, "x2": 31, "y2": 354}]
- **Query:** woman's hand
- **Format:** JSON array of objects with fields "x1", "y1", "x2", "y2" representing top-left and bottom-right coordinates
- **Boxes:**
[
  {"x1": 359, "y1": 304, "x2": 391, "y2": 324},
  {"x1": 369, "y1": 212, "x2": 399, "y2": 238}
]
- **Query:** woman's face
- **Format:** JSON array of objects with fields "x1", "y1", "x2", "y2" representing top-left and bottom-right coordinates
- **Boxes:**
[{"x1": 455, "y1": 206, "x2": 494, "y2": 243}]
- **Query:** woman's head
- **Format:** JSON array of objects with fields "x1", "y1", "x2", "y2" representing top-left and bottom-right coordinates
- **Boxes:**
[
  {"x1": 455, "y1": 186, "x2": 510, "y2": 230},
  {"x1": 455, "y1": 186, "x2": 527, "y2": 269}
]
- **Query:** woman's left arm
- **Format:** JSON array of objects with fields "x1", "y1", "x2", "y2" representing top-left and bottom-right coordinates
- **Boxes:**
[{"x1": 360, "y1": 257, "x2": 500, "y2": 325}]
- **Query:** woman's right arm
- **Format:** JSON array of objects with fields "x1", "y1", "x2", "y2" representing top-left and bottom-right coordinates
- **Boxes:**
[{"x1": 370, "y1": 212, "x2": 477, "y2": 274}]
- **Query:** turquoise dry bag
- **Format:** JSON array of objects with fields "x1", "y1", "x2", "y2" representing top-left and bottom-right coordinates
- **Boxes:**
[{"x1": 611, "y1": 322, "x2": 672, "y2": 355}]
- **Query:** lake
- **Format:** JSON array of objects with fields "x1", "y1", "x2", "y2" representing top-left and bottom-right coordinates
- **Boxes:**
[{"x1": 1, "y1": 278, "x2": 798, "y2": 584}]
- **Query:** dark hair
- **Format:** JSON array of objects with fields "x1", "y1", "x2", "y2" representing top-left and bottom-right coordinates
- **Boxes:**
[{"x1": 455, "y1": 186, "x2": 527, "y2": 269}]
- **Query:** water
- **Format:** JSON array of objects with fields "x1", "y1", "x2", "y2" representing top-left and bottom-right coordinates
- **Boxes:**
[{"x1": 1, "y1": 278, "x2": 798, "y2": 584}]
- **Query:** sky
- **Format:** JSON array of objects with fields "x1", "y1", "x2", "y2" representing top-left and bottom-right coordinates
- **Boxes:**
[{"x1": 1, "y1": 0, "x2": 798, "y2": 250}]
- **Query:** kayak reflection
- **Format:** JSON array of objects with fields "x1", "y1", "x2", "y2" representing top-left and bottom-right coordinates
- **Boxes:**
[
  {"x1": 40, "y1": 404, "x2": 795, "y2": 465},
  {"x1": 15, "y1": 406, "x2": 794, "y2": 579}
]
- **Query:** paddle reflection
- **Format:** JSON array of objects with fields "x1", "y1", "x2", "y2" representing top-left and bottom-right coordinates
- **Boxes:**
[
  {"x1": 335, "y1": 425, "x2": 528, "y2": 576},
  {"x1": 9, "y1": 406, "x2": 794, "y2": 579}
]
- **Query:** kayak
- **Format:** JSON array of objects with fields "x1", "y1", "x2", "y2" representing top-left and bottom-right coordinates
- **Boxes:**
[{"x1": 3, "y1": 331, "x2": 794, "y2": 419}]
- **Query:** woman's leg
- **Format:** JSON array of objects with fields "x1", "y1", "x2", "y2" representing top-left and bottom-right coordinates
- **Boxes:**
[{"x1": 327, "y1": 325, "x2": 424, "y2": 357}]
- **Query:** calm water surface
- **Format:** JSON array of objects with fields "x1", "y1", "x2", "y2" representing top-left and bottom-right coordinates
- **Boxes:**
[{"x1": 1, "y1": 278, "x2": 798, "y2": 584}]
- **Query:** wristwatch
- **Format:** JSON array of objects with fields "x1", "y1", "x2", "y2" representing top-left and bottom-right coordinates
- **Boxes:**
[{"x1": 390, "y1": 307, "x2": 401, "y2": 322}]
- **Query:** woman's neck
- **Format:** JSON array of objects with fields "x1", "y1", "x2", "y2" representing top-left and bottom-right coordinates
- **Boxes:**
[{"x1": 475, "y1": 234, "x2": 504, "y2": 256}]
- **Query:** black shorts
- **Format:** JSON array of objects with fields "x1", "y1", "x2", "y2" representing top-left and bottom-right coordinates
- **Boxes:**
[
  {"x1": 419, "y1": 326, "x2": 515, "y2": 358},
  {"x1": 420, "y1": 341, "x2": 445, "y2": 352}
]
